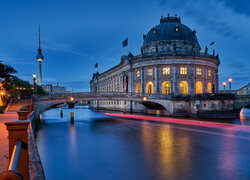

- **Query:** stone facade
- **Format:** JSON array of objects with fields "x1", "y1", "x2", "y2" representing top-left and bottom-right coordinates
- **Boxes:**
[{"x1": 89, "y1": 16, "x2": 220, "y2": 112}]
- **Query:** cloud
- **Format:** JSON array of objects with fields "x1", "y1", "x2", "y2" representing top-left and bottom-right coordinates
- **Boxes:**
[
  {"x1": 158, "y1": 0, "x2": 250, "y2": 39},
  {"x1": 0, "y1": 52, "x2": 35, "y2": 65},
  {"x1": 43, "y1": 40, "x2": 96, "y2": 58}
]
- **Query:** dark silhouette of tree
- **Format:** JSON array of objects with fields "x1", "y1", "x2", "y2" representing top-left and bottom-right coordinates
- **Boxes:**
[{"x1": 0, "y1": 61, "x2": 17, "y2": 81}]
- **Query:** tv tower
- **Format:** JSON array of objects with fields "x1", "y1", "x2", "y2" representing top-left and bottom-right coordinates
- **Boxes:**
[{"x1": 36, "y1": 24, "x2": 44, "y2": 85}]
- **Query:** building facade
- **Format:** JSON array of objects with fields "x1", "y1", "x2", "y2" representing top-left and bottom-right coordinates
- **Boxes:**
[
  {"x1": 89, "y1": 16, "x2": 220, "y2": 112},
  {"x1": 237, "y1": 83, "x2": 250, "y2": 95},
  {"x1": 42, "y1": 84, "x2": 67, "y2": 94}
]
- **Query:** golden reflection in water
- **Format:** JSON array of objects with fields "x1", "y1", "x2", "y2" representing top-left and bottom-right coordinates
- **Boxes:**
[
  {"x1": 240, "y1": 109, "x2": 245, "y2": 124},
  {"x1": 158, "y1": 126, "x2": 190, "y2": 177},
  {"x1": 141, "y1": 122, "x2": 191, "y2": 178},
  {"x1": 70, "y1": 123, "x2": 76, "y2": 151},
  {"x1": 39, "y1": 114, "x2": 44, "y2": 124},
  {"x1": 141, "y1": 122, "x2": 154, "y2": 160},
  {"x1": 158, "y1": 125, "x2": 174, "y2": 175}
]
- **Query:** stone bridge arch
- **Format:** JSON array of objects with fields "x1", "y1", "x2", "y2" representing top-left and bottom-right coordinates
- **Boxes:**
[
  {"x1": 134, "y1": 99, "x2": 173, "y2": 115},
  {"x1": 234, "y1": 95, "x2": 250, "y2": 113}
]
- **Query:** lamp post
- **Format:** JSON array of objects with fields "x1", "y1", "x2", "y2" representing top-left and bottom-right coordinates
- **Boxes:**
[
  {"x1": 223, "y1": 82, "x2": 226, "y2": 93},
  {"x1": 33, "y1": 73, "x2": 37, "y2": 94},
  {"x1": 228, "y1": 78, "x2": 232, "y2": 93},
  {"x1": 0, "y1": 85, "x2": 5, "y2": 113}
]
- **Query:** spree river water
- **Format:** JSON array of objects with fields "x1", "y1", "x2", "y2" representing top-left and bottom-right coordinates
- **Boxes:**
[{"x1": 36, "y1": 107, "x2": 250, "y2": 180}]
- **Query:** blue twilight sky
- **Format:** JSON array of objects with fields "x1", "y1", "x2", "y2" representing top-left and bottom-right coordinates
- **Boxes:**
[{"x1": 0, "y1": 0, "x2": 249, "y2": 92}]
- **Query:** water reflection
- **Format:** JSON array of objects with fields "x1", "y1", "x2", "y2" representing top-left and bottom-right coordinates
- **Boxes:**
[
  {"x1": 36, "y1": 107, "x2": 250, "y2": 180},
  {"x1": 240, "y1": 108, "x2": 250, "y2": 123}
]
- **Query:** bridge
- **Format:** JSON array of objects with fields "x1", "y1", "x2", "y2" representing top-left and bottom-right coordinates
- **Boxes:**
[{"x1": 36, "y1": 92, "x2": 250, "y2": 119}]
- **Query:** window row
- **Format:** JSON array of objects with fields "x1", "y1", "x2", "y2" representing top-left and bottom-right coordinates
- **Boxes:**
[
  {"x1": 135, "y1": 81, "x2": 213, "y2": 95},
  {"x1": 135, "y1": 67, "x2": 213, "y2": 77}
]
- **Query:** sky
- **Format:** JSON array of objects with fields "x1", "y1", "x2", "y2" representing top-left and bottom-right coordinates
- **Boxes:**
[{"x1": 0, "y1": 0, "x2": 249, "y2": 92}]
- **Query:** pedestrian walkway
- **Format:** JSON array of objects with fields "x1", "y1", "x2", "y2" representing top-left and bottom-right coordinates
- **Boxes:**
[
  {"x1": 6, "y1": 99, "x2": 32, "y2": 112},
  {"x1": 0, "y1": 112, "x2": 18, "y2": 172}
]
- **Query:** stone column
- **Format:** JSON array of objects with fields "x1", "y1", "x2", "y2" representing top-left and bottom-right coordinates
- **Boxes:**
[
  {"x1": 172, "y1": 64, "x2": 178, "y2": 95},
  {"x1": 216, "y1": 69, "x2": 219, "y2": 93},
  {"x1": 130, "y1": 68, "x2": 134, "y2": 93},
  {"x1": 141, "y1": 67, "x2": 145, "y2": 94},
  {"x1": 154, "y1": 65, "x2": 159, "y2": 94},
  {"x1": 204, "y1": 66, "x2": 207, "y2": 93},
  {"x1": 189, "y1": 64, "x2": 195, "y2": 94}
]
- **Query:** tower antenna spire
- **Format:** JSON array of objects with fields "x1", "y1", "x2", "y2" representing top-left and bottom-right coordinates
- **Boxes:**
[
  {"x1": 36, "y1": 24, "x2": 44, "y2": 85},
  {"x1": 39, "y1": 24, "x2": 41, "y2": 49}
]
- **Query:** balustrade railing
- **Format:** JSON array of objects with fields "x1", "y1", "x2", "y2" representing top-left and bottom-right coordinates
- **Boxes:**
[
  {"x1": 0, "y1": 120, "x2": 30, "y2": 180},
  {"x1": 37, "y1": 92, "x2": 236, "y2": 101}
]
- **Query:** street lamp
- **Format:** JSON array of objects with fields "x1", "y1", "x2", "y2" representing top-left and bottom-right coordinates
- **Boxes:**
[
  {"x1": 0, "y1": 91, "x2": 4, "y2": 96},
  {"x1": 33, "y1": 73, "x2": 36, "y2": 79},
  {"x1": 33, "y1": 73, "x2": 37, "y2": 94},
  {"x1": 228, "y1": 78, "x2": 232, "y2": 93},
  {"x1": 223, "y1": 82, "x2": 226, "y2": 93}
]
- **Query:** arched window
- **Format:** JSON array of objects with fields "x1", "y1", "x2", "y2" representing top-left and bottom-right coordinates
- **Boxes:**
[
  {"x1": 162, "y1": 81, "x2": 171, "y2": 95},
  {"x1": 136, "y1": 83, "x2": 141, "y2": 94},
  {"x1": 196, "y1": 81, "x2": 203, "y2": 94},
  {"x1": 207, "y1": 82, "x2": 212, "y2": 93},
  {"x1": 179, "y1": 81, "x2": 188, "y2": 95},
  {"x1": 146, "y1": 82, "x2": 154, "y2": 94}
]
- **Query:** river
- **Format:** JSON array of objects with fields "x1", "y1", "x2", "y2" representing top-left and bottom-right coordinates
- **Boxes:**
[{"x1": 36, "y1": 107, "x2": 250, "y2": 180}]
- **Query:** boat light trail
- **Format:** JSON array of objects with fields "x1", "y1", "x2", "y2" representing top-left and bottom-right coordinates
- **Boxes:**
[{"x1": 104, "y1": 113, "x2": 250, "y2": 132}]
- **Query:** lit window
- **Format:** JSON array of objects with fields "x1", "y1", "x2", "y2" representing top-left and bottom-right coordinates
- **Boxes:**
[
  {"x1": 163, "y1": 67, "x2": 170, "y2": 75},
  {"x1": 179, "y1": 81, "x2": 188, "y2": 94},
  {"x1": 153, "y1": 28, "x2": 157, "y2": 34},
  {"x1": 136, "y1": 70, "x2": 140, "y2": 78},
  {"x1": 180, "y1": 67, "x2": 187, "y2": 75},
  {"x1": 207, "y1": 82, "x2": 212, "y2": 93},
  {"x1": 147, "y1": 68, "x2": 153, "y2": 76},
  {"x1": 151, "y1": 48, "x2": 156, "y2": 52},
  {"x1": 146, "y1": 82, "x2": 154, "y2": 94},
  {"x1": 136, "y1": 83, "x2": 141, "y2": 93},
  {"x1": 208, "y1": 70, "x2": 212, "y2": 76},
  {"x1": 175, "y1": 25, "x2": 179, "y2": 32},
  {"x1": 196, "y1": 68, "x2": 202, "y2": 75},
  {"x1": 196, "y1": 81, "x2": 203, "y2": 94}
]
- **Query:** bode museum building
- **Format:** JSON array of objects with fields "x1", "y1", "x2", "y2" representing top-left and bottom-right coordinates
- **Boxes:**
[{"x1": 89, "y1": 15, "x2": 220, "y2": 112}]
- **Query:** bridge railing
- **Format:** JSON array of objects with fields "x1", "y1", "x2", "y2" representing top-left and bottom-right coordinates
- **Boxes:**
[
  {"x1": 37, "y1": 92, "x2": 236, "y2": 101},
  {"x1": 0, "y1": 120, "x2": 30, "y2": 180}
]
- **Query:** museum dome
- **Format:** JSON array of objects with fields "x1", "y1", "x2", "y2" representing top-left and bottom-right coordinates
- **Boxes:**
[
  {"x1": 143, "y1": 16, "x2": 199, "y2": 45},
  {"x1": 141, "y1": 16, "x2": 201, "y2": 55}
]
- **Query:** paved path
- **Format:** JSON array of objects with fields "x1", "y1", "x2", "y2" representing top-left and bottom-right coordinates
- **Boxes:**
[{"x1": 0, "y1": 112, "x2": 18, "y2": 172}]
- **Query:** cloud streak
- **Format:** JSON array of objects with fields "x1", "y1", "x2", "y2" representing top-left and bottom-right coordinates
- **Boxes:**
[{"x1": 159, "y1": 0, "x2": 250, "y2": 39}]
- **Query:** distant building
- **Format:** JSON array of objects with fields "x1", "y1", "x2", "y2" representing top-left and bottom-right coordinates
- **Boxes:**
[
  {"x1": 42, "y1": 84, "x2": 66, "y2": 94},
  {"x1": 218, "y1": 90, "x2": 237, "y2": 94},
  {"x1": 237, "y1": 83, "x2": 250, "y2": 95}
]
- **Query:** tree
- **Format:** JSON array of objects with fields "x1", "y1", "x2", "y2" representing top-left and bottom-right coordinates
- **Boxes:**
[
  {"x1": 37, "y1": 85, "x2": 47, "y2": 95},
  {"x1": 0, "y1": 61, "x2": 17, "y2": 81},
  {"x1": 9, "y1": 77, "x2": 33, "y2": 98}
]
